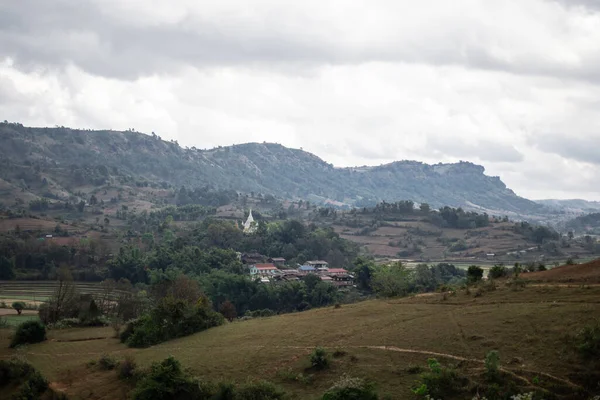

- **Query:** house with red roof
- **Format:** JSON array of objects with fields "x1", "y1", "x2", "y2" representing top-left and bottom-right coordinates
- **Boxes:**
[{"x1": 326, "y1": 268, "x2": 348, "y2": 276}]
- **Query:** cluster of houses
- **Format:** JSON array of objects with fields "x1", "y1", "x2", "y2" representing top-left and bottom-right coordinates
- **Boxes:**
[{"x1": 247, "y1": 258, "x2": 354, "y2": 288}]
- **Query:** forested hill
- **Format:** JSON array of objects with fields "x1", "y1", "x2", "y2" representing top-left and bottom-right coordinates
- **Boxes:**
[{"x1": 0, "y1": 122, "x2": 541, "y2": 215}]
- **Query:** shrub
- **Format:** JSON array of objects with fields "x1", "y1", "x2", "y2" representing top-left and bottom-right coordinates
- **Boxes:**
[
  {"x1": 0, "y1": 358, "x2": 49, "y2": 398},
  {"x1": 237, "y1": 380, "x2": 286, "y2": 400},
  {"x1": 13, "y1": 369, "x2": 48, "y2": 399},
  {"x1": 537, "y1": 264, "x2": 547, "y2": 272},
  {"x1": 576, "y1": 320, "x2": 600, "y2": 360},
  {"x1": 310, "y1": 347, "x2": 329, "y2": 370},
  {"x1": 118, "y1": 355, "x2": 137, "y2": 379},
  {"x1": 414, "y1": 358, "x2": 467, "y2": 398},
  {"x1": 485, "y1": 350, "x2": 500, "y2": 381},
  {"x1": 488, "y1": 265, "x2": 508, "y2": 279},
  {"x1": 10, "y1": 320, "x2": 46, "y2": 348},
  {"x1": 322, "y1": 375, "x2": 378, "y2": 400},
  {"x1": 0, "y1": 317, "x2": 8, "y2": 329},
  {"x1": 98, "y1": 354, "x2": 118, "y2": 371},
  {"x1": 132, "y1": 356, "x2": 211, "y2": 400},
  {"x1": 50, "y1": 317, "x2": 81, "y2": 329},
  {"x1": 467, "y1": 266, "x2": 484, "y2": 284}
]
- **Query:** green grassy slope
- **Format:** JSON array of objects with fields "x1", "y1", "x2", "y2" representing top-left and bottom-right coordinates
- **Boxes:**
[{"x1": 0, "y1": 285, "x2": 598, "y2": 399}]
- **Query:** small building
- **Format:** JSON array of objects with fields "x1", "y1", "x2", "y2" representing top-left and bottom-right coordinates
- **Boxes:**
[
  {"x1": 249, "y1": 263, "x2": 279, "y2": 276},
  {"x1": 298, "y1": 265, "x2": 316, "y2": 274},
  {"x1": 268, "y1": 257, "x2": 286, "y2": 268},
  {"x1": 326, "y1": 268, "x2": 348, "y2": 276},
  {"x1": 331, "y1": 273, "x2": 354, "y2": 287},
  {"x1": 320, "y1": 276, "x2": 333, "y2": 283}
]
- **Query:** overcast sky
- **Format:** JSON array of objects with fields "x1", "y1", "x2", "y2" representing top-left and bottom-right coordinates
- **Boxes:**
[{"x1": 1, "y1": 0, "x2": 600, "y2": 200}]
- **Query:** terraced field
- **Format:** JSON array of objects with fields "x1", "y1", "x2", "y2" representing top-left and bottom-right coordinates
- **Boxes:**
[{"x1": 0, "y1": 281, "x2": 105, "y2": 305}]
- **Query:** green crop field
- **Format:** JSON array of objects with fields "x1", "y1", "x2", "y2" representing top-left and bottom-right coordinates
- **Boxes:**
[
  {"x1": 0, "y1": 283, "x2": 598, "y2": 399},
  {"x1": 1, "y1": 314, "x2": 40, "y2": 327}
]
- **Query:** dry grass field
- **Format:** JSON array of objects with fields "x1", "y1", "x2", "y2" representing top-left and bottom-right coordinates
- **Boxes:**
[{"x1": 0, "y1": 283, "x2": 598, "y2": 399}]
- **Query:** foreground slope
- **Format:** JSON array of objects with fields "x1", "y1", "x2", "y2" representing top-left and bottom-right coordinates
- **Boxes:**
[
  {"x1": 1, "y1": 285, "x2": 599, "y2": 399},
  {"x1": 0, "y1": 122, "x2": 542, "y2": 214},
  {"x1": 525, "y1": 258, "x2": 600, "y2": 283}
]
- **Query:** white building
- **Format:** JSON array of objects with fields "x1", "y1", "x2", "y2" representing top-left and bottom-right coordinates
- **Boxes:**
[{"x1": 243, "y1": 209, "x2": 257, "y2": 233}]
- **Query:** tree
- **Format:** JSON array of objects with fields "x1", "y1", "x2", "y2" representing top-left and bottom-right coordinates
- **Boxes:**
[
  {"x1": 371, "y1": 262, "x2": 412, "y2": 297},
  {"x1": 467, "y1": 265, "x2": 483, "y2": 284},
  {"x1": 12, "y1": 301, "x2": 25, "y2": 315},
  {"x1": 352, "y1": 257, "x2": 374, "y2": 291},
  {"x1": 43, "y1": 266, "x2": 79, "y2": 324},
  {"x1": 0, "y1": 256, "x2": 15, "y2": 280},
  {"x1": 77, "y1": 200, "x2": 85, "y2": 212},
  {"x1": 219, "y1": 300, "x2": 237, "y2": 322},
  {"x1": 89, "y1": 194, "x2": 98, "y2": 205}
]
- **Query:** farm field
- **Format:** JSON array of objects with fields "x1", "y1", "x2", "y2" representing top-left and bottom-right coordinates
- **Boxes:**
[
  {"x1": 0, "y1": 281, "x2": 105, "y2": 305},
  {"x1": 0, "y1": 284, "x2": 598, "y2": 399}
]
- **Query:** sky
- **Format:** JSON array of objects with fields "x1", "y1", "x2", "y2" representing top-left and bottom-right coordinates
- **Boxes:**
[{"x1": 1, "y1": 0, "x2": 600, "y2": 200}]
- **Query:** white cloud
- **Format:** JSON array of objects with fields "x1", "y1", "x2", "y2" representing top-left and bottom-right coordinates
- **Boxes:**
[{"x1": 1, "y1": 0, "x2": 600, "y2": 200}]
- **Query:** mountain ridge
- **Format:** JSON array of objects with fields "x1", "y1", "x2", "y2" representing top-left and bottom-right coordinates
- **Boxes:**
[{"x1": 0, "y1": 122, "x2": 542, "y2": 215}]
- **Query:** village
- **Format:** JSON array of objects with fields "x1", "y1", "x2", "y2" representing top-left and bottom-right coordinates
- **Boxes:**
[{"x1": 243, "y1": 255, "x2": 355, "y2": 287}]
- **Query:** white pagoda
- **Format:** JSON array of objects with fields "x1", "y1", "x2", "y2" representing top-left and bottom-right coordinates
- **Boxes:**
[{"x1": 243, "y1": 209, "x2": 257, "y2": 233}]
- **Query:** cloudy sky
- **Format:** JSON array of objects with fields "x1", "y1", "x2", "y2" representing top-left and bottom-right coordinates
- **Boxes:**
[{"x1": 1, "y1": 0, "x2": 600, "y2": 200}]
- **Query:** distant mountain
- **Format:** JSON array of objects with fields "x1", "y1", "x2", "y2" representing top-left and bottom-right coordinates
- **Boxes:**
[
  {"x1": 0, "y1": 122, "x2": 543, "y2": 215},
  {"x1": 535, "y1": 199, "x2": 600, "y2": 213}
]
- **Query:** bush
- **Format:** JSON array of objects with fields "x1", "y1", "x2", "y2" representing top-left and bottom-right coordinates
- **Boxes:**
[
  {"x1": 237, "y1": 381, "x2": 286, "y2": 400},
  {"x1": 10, "y1": 320, "x2": 46, "y2": 348},
  {"x1": 0, "y1": 358, "x2": 49, "y2": 399},
  {"x1": 50, "y1": 318, "x2": 81, "y2": 329},
  {"x1": 576, "y1": 320, "x2": 600, "y2": 360},
  {"x1": 310, "y1": 347, "x2": 329, "y2": 370},
  {"x1": 485, "y1": 350, "x2": 500, "y2": 381},
  {"x1": 132, "y1": 356, "x2": 213, "y2": 400},
  {"x1": 488, "y1": 265, "x2": 508, "y2": 279},
  {"x1": 118, "y1": 355, "x2": 137, "y2": 379},
  {"x1": 467, "y1": 266, "x2": 484, "y2": 284},
  {"x1": 98, "y1": 354, "x2": 118, "y2": 370},
  {"x1": 322, "y1": 375, "x2": 378, "y2": 400},
  {"x1": 414, "y1": 358, "x2": 467, "y2": 398}
]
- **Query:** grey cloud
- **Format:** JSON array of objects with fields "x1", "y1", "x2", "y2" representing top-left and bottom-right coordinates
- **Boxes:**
[
  {"x1": 551, "y1": 0, "x2": 600, "y2": 10},
  {"x1": 2, "y1": 1, "x2": 600, "y2": 83},
  {"x1": 532, "y1": 134, "x2": 600, "y2": 164},
  {"x1": 426, "y1": 136, "x2": 525, "y2": 163}
]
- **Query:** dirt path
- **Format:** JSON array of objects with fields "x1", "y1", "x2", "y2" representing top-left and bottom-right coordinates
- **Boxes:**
[{"x1": 363, "y1": 345, "x2": 582, "y2": 390}]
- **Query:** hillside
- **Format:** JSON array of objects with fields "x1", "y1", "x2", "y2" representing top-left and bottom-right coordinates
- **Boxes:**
[
  {"x1": 0, "y1": 122, "x2": 543, "y2": 216},
  {"x1": 524, "y1": 258, "x2": 600, "y2": 284},
  {"x1": 1, "y1": 284, "x2": 598, "y2": 399},
  {"x1": 311, "y1": 205, "x2": 597, "y2": 265}
]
